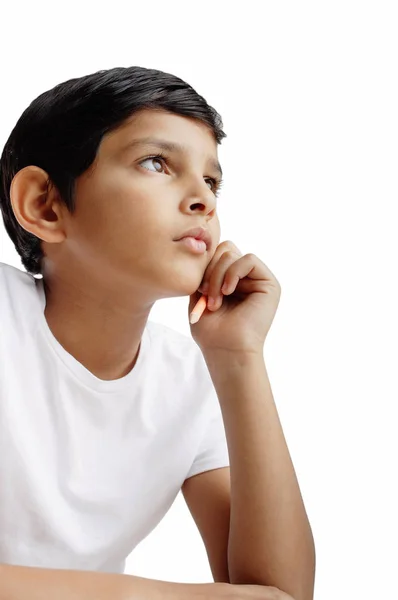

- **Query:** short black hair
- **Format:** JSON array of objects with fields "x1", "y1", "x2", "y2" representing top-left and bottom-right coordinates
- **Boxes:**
[{"x1": 0, "y1": 66, "x2": 227, "y2": 276}]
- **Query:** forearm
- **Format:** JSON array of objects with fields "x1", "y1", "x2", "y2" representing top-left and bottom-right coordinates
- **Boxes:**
[
  {"x1": 203, "y1": 351, "x2": 316, "y2": 600},
  {"x1": 0, "y1": 563, "x2": 220, "y2": 600}
]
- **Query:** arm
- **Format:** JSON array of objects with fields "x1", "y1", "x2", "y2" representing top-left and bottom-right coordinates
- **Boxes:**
[
  {"x1": 0, "y1": 563, "x2": 221, "y2": 600},
  {"x1": 202, "y1": 350, "x2": 316, "y2": 600}
]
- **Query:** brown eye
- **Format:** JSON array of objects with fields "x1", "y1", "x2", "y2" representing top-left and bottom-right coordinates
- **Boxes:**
[
  {"x1": 140, "y1": 156, "x2": 166, "y2": 173},
  {"x1": 140, "y1": 154, "x2": 223, "y2": 197},
  {"x1": 207, "y1": 178, "x2": 224, "y2": 197}
]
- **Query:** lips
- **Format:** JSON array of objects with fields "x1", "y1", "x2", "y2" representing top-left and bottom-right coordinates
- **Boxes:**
[{"x1": 174, "y1": 226, "x2": 212, "y2": 251}]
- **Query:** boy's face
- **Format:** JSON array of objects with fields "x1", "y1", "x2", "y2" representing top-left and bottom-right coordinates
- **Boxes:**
[{"x1": 47, "y1": 108, "x2": 222, "y2": 302}]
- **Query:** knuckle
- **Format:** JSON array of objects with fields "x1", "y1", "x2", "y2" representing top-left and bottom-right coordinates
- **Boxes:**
[
  {"x1": 220, "y1": 240, "x2": 241, "y2": 253},
  {"x1": 219, "y1": 249, "x2": 235, "y2": 261}
]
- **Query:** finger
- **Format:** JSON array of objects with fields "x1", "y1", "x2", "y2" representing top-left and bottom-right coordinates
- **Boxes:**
[
  {"x1": 218, "y1": 254, "x2": 267, "y2": 299},
  {"x1": 207, "y1": 250, "x2": 241, "y2": 310},
  {"x1": 225, "y1": 253, "x2": 281, "y2": 288},
  {"x1": 199, "y1": 241, "x2": 242, "y2": 292}
]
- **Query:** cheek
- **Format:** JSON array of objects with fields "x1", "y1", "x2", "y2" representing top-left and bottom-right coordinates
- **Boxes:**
[{"x1": 76, "y1": 171, "x2": 176, "y2": 252}]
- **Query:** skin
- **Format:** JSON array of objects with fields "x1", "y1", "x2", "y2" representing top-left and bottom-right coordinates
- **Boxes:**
[{"x1": 10, "y1": 108, "x2": 222, "y2": 380}]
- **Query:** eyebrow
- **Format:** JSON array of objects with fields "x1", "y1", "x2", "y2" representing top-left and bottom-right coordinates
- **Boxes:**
[{"x1": 121, "y1": 136, "x2": 223, "y2": 179}]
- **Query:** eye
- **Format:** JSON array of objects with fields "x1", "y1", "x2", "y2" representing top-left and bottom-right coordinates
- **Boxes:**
[
  {"x1": 139, "y1": 154, "x2": 224, "y2": 197},
  {"x1": 207, "y1": 177, "x2": 224, "y2": 197},
  {"x1": 139, "y1": 155, "x2": 166, "y2": 174}
]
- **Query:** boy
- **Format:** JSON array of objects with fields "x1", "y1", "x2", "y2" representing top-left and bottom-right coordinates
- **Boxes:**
[{"x1": 0, "y1": 66, "x2": 314, "y2": 599}]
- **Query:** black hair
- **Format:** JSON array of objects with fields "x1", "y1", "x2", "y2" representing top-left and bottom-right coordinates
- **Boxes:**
[{"x1": 0, "y1": 66, "x2": 227, "y2": 276}]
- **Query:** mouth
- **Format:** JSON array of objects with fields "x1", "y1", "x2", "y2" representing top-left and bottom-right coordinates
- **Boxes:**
[
  {"x1": 174, "y1": 226, "x2": 212, "y2": 251},
  {"x1": 175, "y1": 237, "x2": 207, "y2": 254}
]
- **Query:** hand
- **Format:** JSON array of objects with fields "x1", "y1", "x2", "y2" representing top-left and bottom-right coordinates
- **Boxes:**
[{"x1": 188, "y1": 240, "x2": 282, "y2": 355}]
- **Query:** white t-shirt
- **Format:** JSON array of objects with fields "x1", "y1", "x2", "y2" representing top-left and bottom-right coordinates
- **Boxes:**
[{"x1": 0, "y1": 262, "x2": 230, "y2": 574}]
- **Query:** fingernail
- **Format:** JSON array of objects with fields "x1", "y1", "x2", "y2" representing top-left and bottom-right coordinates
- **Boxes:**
[{"x1": 207, "y1": 296, "x2": 214, "y2": 308}]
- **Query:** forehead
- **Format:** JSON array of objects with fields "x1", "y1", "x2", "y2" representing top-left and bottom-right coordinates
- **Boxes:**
[{"x1": 102, "y1": 109, "x2": 222, "y2": 176}]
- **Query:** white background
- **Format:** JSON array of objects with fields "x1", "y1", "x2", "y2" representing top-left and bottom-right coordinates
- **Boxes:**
[{"x1": 1, "y1": 2, "x2": 397, "y2": 599}]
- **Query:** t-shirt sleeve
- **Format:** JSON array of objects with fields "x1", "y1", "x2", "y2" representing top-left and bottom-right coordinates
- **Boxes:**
[{"x1": 185, "y1": 384, "x2": 230, "y2": 480}]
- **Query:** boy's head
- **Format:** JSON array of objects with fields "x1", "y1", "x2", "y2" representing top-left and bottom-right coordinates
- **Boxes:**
[{"x1": 0, "y1": 66, "x2": 226, "y2": 302}]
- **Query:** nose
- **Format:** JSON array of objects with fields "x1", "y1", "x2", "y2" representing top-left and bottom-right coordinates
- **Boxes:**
[{"x1": 187, "y1": 181, "x2": 217, "y2": 214}]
